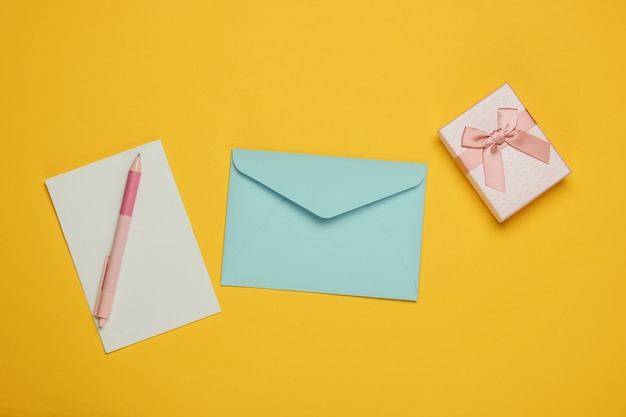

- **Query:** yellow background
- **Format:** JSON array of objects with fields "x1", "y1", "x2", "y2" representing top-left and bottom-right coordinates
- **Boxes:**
[{"x1": 1, "y1": 1, "x2": 625, "y2": 416}]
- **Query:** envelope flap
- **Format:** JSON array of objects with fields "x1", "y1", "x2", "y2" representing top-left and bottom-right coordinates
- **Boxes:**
[{"x1": 232, "y1": 149, "x2": 426, "y2": 219}]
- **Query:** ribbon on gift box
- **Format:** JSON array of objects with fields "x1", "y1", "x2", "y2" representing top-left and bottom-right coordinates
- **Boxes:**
[{"x1": 455, "y1": 108, "x2": 551, "y2": 192}]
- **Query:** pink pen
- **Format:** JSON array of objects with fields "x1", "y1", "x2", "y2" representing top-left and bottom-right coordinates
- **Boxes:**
[{"x1": 94, "y1": 154, "x2": 142, "y2": 328}]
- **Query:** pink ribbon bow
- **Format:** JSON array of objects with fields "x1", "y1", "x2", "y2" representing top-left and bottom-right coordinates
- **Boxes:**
[{"x1": 456, "y1": 108, "x2": 551, "y2": 192}]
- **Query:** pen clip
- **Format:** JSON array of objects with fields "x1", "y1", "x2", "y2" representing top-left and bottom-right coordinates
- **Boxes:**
[{"x1": 94, "y1": 255, "x2": 110, "y2": 315}]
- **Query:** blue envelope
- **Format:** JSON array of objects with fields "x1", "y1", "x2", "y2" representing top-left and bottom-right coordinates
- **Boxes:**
[{"x1": 221, "y1": 149, "x2": 427, "y2": 300}]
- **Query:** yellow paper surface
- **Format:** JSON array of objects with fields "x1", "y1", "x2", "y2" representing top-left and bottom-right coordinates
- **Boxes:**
[{"x1": 1, "y1": 1, "x2": 625, "y2": 416}]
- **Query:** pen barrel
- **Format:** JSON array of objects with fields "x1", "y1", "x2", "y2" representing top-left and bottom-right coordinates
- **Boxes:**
[
  {"x1": 95, "y1": 214, "x2": 132, "y2": 319},
  {"x1": 120, "y1": 170, "x2": 141, "y2": 216}
]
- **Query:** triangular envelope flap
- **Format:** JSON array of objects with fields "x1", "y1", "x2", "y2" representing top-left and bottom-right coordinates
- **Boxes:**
[{"x1": 232, "y1": 149, "x2": 426, "y2": 219}]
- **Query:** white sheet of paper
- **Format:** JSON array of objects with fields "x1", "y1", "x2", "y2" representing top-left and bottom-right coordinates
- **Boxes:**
[{"x1": 46, "y1": 140, "x2": 220, "y2": 352}]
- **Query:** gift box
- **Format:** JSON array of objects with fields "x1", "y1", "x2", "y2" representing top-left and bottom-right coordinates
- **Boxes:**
[{"x1": 438, "y1": 83, "x2": 571, "y2": 222}]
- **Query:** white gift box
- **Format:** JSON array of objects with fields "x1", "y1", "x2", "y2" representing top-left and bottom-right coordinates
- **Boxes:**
[{"x1": 438, "y1": 83, "x2": 571, "y2": 222}]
